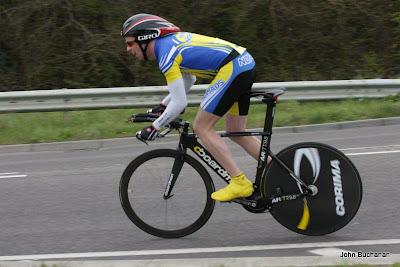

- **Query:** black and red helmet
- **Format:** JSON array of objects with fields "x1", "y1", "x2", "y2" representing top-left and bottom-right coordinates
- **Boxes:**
[{"x1": 121, "y1": 14, "x2": 181, "y2": 43}]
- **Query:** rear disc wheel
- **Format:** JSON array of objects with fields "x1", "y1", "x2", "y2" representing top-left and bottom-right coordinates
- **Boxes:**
[{"x1": 261, "y1": 142, "x2": 362, "y2": 236}]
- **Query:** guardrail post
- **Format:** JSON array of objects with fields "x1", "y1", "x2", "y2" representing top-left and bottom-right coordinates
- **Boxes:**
[{"x1": 64, "y1": 111, "x2": 69, "y2": 123}]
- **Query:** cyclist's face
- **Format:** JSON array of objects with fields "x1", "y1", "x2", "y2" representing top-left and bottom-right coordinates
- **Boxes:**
[{"x1": 125, "y1": 37, "x2": 144, "y2": 60}]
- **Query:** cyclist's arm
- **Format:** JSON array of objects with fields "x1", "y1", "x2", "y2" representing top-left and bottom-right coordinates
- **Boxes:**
[
  {"x1": 160, "y1": 72, "x2": 196, "y2": 106},
  {"x1": 152, "y1": 74, "x2": 188, "y2": 130}
]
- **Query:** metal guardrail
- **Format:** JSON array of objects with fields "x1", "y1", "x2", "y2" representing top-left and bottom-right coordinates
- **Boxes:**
[{"x1": 0, "y1": 79, "x2": 399, "y2": 113}]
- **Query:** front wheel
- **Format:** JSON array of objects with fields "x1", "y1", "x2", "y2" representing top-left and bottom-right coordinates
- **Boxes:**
[
  {"x1": 261, "y1": 142, "x2": 362, "y2": 236},
  {"x1": 119, "y1": 149, "x2": 215, "y2": 238}
]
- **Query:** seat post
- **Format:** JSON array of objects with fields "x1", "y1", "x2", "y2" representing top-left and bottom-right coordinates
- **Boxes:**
[{"x1": 263, "y1": 97, "x2": 277, "y2": 134}]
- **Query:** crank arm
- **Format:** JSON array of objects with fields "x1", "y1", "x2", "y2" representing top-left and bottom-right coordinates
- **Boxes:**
[{"x1": 231, "y1": 198, "x2": 258, "y2": 208}]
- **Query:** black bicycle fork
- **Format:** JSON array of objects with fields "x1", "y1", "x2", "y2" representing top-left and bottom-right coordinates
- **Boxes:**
[
  {"x1": 163, "y1": 98, "x2": 314, "y2": 207},
  {"x1": 163, "y1": 146, "x2": 185, "y2": 199}
]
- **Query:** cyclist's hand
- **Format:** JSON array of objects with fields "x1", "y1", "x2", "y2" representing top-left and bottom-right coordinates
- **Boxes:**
[
  {"x1": 147, "y1": 104, "x2": 166, "y2": 115},
  {"x1": 147, "y1": 103, "x2": 185, "y2": 115},
  {"x1": 140, "y1": 125, "x2": 159, "y2": 141}
]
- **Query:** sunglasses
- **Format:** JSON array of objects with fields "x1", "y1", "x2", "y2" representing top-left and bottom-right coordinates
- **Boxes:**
[{"x1": 126, "y1": 40, "x2": 136, "y2": 47}]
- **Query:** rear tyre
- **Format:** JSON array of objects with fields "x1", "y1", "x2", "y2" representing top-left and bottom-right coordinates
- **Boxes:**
[
  {"x1": 120, "y1": 149, "x2": 215, "y2": 238},
  {"x1": 261, "y1": 142, "x2": 362, "y2": 236}
]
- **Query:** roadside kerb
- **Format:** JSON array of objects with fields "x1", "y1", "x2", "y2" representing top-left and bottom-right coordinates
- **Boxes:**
[
  {"x1": 1, "y1": 255, "x2": 400, "y2": 267},
  {"x1": 0, "y1": 116, "x2": 399, "y2": 154}
]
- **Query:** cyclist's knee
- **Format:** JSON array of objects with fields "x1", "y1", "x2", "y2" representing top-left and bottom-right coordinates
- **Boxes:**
[
  {"x1": 193, "y1": 122, "x2": 201, "y2": 136},
  {"x1": 193, "y1": 122, "x2": 207, "y2": 139},
  {"x1": 194, "y1": 121, "x2": 218, "y2": 141},
  {"x1": 193, "y1": 111, "x2": 219, "y2": 138}
]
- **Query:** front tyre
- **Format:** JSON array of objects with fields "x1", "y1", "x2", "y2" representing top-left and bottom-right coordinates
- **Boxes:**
[
  {"x1": 120, "y1": 149, "x2": 215, "y2": 238},
  {"x1": 261, "y1": 142, "x2": 362, "y2": 236}
]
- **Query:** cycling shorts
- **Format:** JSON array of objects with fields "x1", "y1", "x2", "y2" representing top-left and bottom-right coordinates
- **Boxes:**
[{"x1": 200, "y1": 51, "x2": 256, "y2": 116}]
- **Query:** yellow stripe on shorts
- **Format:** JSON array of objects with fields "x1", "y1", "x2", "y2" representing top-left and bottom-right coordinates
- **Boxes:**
[{"x1": 227, "y1": 102, "x2": 239, "y2": 115}]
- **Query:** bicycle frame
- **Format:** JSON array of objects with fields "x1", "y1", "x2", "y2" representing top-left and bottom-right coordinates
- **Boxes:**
[
  {"x1": 122, "y1": 87, "x2": 362, "y2": 237},
  {"x1": 163, "y1": 97, "x2": 313, "y2": 208}
]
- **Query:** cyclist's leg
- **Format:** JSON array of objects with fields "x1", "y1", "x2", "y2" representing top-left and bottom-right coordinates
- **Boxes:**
[
  {"x1": 193, "y1": 108, "x2": 241, "y2": 177},
  {"x1": 196, "y1": 53, "x2": 256, "y2": 201},
  {"x1": 225, "y1": 113, "x2": 272, "y2": 163},
  {"x1": 225, "y1": 113, "x2": 261, "y2": 160}
]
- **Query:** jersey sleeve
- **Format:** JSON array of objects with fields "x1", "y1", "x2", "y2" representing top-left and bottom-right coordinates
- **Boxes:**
[
  {"x1": 152, "y1": 77, "x2": 187, "y2": 130},
  {"x1": 163, "y1": 54, "x2": 183, "y2": 83},
  {"x1": 158, "y1": 45, "x2": 183, "y2": 83},
  {"x1": 161, "y1": 72, "x2": 196, "y2": 106}
]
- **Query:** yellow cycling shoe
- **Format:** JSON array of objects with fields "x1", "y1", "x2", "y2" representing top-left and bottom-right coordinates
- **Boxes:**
[{"x1": 211, "y1": 173, "x2": 254, "y2": 202}]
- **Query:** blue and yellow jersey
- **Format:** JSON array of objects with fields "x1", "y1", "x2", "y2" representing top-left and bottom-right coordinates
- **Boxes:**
[{"x1": 154, "y1": 32, "x2": 246, "y2": 83}]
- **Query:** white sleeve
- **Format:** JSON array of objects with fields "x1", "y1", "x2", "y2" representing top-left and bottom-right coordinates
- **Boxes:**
[
  {"x1": 161, "y1": 72, "x2": 196, "y2": 106},
  {"x1": 152, "y1": 77, "x2": 188, "y2": 130}
]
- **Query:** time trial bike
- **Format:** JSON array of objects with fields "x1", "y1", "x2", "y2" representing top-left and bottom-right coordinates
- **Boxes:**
[{"x1": 119, "y1": 87, "x2": 362, "y2": 238}]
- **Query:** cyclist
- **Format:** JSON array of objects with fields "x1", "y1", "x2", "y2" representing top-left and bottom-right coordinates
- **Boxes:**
[{"x1": 122, "y1": 14, "x2": 261, "y2": 202}]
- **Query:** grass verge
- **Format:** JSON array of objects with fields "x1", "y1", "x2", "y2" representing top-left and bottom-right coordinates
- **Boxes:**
[{"x1": 0, "y1": 95, "x2": 399, "y2": 145}]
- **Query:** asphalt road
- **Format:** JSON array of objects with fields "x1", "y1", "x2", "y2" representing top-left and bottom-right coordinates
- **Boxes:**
[{"x1": 0, "y1": 124, "x2": 399, "y2": 262}]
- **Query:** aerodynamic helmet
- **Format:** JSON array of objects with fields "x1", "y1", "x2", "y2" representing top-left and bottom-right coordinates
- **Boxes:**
[{"x1": 121, "y1": 14, "x2": 181, "y2": 43}]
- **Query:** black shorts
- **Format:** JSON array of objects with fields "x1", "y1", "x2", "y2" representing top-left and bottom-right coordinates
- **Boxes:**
[{"x1": 200, "y1": 51, "x2": 256, "y2": 116}]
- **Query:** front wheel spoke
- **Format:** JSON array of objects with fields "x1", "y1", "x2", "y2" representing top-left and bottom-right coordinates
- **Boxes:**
[
  {"x1": 163, "y1": 199, "x2": 169, "y2": 230},
  {"x1": 129, "y1": 195, "x2": 166, "y2": 218},
  {"x1": 167, "y1": 198, "x2": 184, "y2": 228},
  {"x1": 147, "y1": 170, "x2": 167, "y2": 190}
]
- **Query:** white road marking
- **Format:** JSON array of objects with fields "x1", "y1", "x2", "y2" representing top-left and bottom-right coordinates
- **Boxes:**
[
  {"x1": 308, "y1": 247, "x2": 354, "y2": 256},
  {"x1": 340, "y1": 145, "x2": 400, "y2": 151},
  {"x1": 0, "y1": 172, "x2": 27, "y2": 179},
  {"x1": 345, "y1": 150, "x2": 400, "y2": 156},
  {"x1": 336, "y1": 144, "x2": 400, "y2": 156},
  {"x1": 0, "y1": 239, "x2": 399, "y2": 261}
]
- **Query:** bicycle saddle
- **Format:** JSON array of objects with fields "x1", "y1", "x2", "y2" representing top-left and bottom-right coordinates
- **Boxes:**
[{"x1": 250, "y1": 87, "x2": 286, "y2": 99}]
